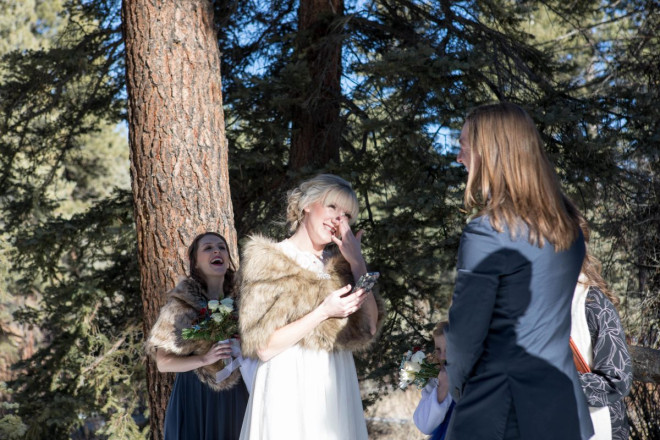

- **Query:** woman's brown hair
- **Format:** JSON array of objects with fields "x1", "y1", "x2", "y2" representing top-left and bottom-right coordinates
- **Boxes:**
[
  {"x1": 187, "y1": 232, "x2": 236, "y2": 297},
  {"x1": 578, "y1": 218, "x2": 619, "y2": 307},
  {"x1": 463, "y1": 102, "x2": 580, "y2": 250}
]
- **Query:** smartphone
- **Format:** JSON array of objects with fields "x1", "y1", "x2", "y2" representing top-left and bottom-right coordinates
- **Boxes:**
[{"x1": 351, "y1": 272, "x2": 380, "y2": 293}]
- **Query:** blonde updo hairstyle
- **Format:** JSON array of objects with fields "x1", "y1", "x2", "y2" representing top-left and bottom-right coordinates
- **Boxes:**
[{"x1": 286, "y1": 174, "x2": 360, "y2": 233}]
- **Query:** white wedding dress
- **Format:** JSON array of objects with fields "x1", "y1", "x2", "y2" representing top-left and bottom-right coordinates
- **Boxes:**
[{"x1": 239, "y1": 240, "x2": 369, "y2": 440}]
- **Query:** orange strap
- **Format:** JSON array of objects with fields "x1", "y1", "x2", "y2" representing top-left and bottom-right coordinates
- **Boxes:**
[{"x1": 569, "y1": 337, "x2": 591, "y2": 374}]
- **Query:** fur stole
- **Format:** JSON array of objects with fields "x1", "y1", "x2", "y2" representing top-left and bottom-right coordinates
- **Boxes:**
[
  {"x1": 238, "y1": 235, "x2": 386, "y2": 359},
  {"x1": 145, "y1": 278, "x2": 241, "y2": 391}
]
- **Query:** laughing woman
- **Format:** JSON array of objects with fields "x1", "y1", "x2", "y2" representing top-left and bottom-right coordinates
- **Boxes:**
[
  {"x1": 145, "y1": 232, "x2": 249, "y2": 439},
  {"x1": 238, "y1": 174, "x2": 386, "y2": 440}
]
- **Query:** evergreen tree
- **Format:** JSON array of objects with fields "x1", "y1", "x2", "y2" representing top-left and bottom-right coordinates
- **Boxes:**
[
  {"x1": 0, "y1": 0, "x2": 658, "y2": 438},
  {"x1": 0, "y1": 1, "x2": 140, "y2": 438},
  {"x1": 217, "y1": 0, "x2": 629, "y2": 388},
  {"x1": 588, "y1": 3, "x2": 660, "y2": 437},
  {"x1": 122, "y1": 0, "x2": 238, "y2": 436},
  {"x1": 0, "y1": 0, "x2": 70, "y2": 392},
  {"x1": 290, "y1": 0, "x2": 345, "y2": 170}
]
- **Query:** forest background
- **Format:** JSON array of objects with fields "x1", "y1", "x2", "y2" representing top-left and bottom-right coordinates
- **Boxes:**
[{"x1": 0, "y1": 0, "x2": 658, "y2": 439}]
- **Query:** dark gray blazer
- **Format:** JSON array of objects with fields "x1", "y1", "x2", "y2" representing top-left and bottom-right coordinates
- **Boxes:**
[{"x1": 446, "y1": 216, "x2": 593, "y2": 440}]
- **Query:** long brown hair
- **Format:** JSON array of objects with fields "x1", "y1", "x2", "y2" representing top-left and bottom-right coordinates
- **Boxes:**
[
  {"x1": 578, "y1": 218, "x2": 619, "y2": 307},
  {"x1": 463, "y1": 102, "x2": 580, "y2": 250},
  {"x1": 187, "y1": 232, "x2": 236, "y2": 297}
]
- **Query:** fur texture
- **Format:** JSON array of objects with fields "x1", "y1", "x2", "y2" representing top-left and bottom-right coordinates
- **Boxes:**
[
  {"x1": 238, "y1": 235, "x2": 386, "y2": 359},
  {"x1": 145, "y1": 278, "x2": 241, "y2": 391}
]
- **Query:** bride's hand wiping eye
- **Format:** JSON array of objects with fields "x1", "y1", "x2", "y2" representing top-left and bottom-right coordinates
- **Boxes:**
[{"x1": 331, "y1": 217, "x2": 364, "y2": 267}]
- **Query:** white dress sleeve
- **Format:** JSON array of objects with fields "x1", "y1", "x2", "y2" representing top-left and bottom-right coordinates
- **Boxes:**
[{"x1": 413, "y1": 378, "x2": 453, "y2": 435}]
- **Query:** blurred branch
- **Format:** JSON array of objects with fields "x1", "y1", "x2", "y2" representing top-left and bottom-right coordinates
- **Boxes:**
[{"x1": 630, "y1": 345, "x2": 660, "y2": 384}]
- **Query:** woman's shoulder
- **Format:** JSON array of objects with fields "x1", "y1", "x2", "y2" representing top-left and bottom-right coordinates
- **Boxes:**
[
  {"x1": 585, "y1": 286, "x2": 617, "y2": 312},
  {"x1": 166, "y1": 277, "x2": 207, "y2": 310},
  {"x1": 146, "y1": 279, "x2": 204, "y2": 358},
  {"x1": 462, "y1": 215, "x2": 492, "y2": 235},
  {"x1": 241, "y1": 234, "x2": 284, "y2": 263},
  {"x1": 465, "y1": 214, "x2": 533, "y2": 240},
  {"x1": 462, "y1": 215, "x2": 510, "y2": 247},
  {"x1": 239, "y1": 234, "x2": 308, "y2": 282}
]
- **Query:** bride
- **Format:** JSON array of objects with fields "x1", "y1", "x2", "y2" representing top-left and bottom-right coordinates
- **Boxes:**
[{"x1": 238, "y1": 174, "x2": 385, "y2": 440}]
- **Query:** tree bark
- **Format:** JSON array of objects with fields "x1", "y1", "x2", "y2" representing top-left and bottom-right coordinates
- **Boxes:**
[
  {"x1": 290, "y1": 0, "x2": 344, "y2": 170},
  {"x1": 122, "y1": 1, "x2": 235, "y2": 438}
]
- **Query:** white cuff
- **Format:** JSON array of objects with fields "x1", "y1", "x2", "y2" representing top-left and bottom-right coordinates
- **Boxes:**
[{"x1": 413, "y1": 381, "x2": 453, "y2": 435}]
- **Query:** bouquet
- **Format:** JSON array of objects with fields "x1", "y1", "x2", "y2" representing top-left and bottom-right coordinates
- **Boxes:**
[
  {"x1": 398, "y1": 347, "x2": 442, "y2": 389},
  {"x1": 182, "y1": 297, "x2": 238, "y2": 342}
]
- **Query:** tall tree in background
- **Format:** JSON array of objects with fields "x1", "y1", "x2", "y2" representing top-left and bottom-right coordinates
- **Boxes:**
[
  {"x1": 216, "y1": 0, "x2": 346, "y2": 228},
  {"x1": 218, "y1": 3, "x2": 658, "y2": 418},
  {"x1": 122, "y1": 0, "x2": 236, "y2": 437},
  {"x1": 591, "y1": 4, "x2": 660, "y2": 436},
  {"x1": 218, "y1": 0, "x2": 601, "y2": 380},
  {"x1": 0, "y1": 1, "x2": 658, "y2": 438},
  {"x1": 290, "y1": 0, "x2": 344, "y2": 170},
  {"x1": 0, "y1": 0, "x2": 68, "y2": 388},
  {"x1": 0, "y1": 1, "x2": 141, "y2": 439}
]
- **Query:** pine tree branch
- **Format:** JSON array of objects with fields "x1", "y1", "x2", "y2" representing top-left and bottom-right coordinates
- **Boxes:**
[{"x1": 80, "y1": 336, "x2": 126, "y2": 376}]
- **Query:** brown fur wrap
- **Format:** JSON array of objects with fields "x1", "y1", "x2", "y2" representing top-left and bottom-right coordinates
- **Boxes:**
[
  {"x1": 238, "y1": 235, "x2": 386, "y2": 359},
  {"x1": 145, "y1": 278, "x2": 241, "y2": 391}
]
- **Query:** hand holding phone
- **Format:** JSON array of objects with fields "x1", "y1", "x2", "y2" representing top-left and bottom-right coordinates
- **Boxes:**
[{"x1": 351, "y1": 272, "x2": 379, "y2": 294}]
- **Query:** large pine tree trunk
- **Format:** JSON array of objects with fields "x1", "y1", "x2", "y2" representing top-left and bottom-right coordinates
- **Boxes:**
[
  {"x1": 122, "y1": 1, "x2": 235, "y2": 438},
  {"x1": 290, "y1": 0, "x2": 344, "y2": 170}
]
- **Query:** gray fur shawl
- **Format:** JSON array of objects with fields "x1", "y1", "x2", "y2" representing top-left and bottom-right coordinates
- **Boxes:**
[
  {"x1": 145, "y1": 278, "x2": 241, "y2": 391},
  {"x1": 238, "y1": 235, "x2": 386, "y2": 359}
]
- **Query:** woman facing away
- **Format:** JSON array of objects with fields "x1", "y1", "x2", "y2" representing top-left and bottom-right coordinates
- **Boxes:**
[
  {"x1": 571, "y1": 221, "x2": 633, "y2": 440},
  {"x1": 445, "y1": 102, "x2": 594, "y2": 440},
  {"x1": 237, "y1": 174, "x2": 386, "y2": 440},
  {"x1": 145, "y1": 232, "x2": 249, "y2": 439}
]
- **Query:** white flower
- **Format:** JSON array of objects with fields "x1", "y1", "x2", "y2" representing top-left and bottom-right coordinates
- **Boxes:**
[
  {"x1": 218, "y1": 304, "x2": 233, "y2": 314},
  {"x1": 398, "y1": 348, "x2": 431, "y2": 389},
  {"x1": 401, "y1": 368, "x2": 416, "y2": 382},
  {"x1": 410, "y1": 350, "x2": 426, "y2": 364},
  {"x1": 399, "y1": 365, "x2": 417, "y2": 389},
  {"x1": 207, "y1": 300, "x2": 220, "y2": 311},
  {"x1": 220, "y1": 297, "x2": 234, "y2": 308},
  {"x1": 398, "y1": 375, "x2": 413, "y2": 389},
  {"x1": 211, "y1": 313, "x2": 224, "y2": 323},
  {"x1": 403, "y1": 361, "x2": 421, "y2": 373}
]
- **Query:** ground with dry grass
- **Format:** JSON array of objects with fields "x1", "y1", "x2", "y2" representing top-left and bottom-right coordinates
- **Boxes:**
[{"x1": 364, "y1": 383, "x2": 427, "y2": 440}]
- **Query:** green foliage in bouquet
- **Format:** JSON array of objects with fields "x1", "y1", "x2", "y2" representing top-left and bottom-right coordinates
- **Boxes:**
[
  {"x1": 181, "y1": 298, "x2": 238, "y2": 342},
  {"x1": 399, "y1": 348, "x2": 442, "y2": 390}
]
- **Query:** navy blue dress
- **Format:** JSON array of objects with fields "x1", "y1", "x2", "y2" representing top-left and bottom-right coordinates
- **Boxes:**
[{"x1": 164, "y1": 371, "x2": 249, "y2": 440}]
